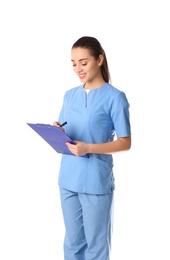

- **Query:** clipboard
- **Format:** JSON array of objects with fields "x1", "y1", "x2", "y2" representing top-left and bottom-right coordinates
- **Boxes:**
[{"x1": 27, "y1": 123, "x2": 88, "y2": 158}]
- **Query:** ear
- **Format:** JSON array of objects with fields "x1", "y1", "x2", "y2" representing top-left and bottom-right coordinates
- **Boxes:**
[{"x1": 98, "y1": 54, "x2": 104, "y2": 66}]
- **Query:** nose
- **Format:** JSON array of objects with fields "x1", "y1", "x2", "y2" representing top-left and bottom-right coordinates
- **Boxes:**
[{"x1": 76, "y1": 64, "x2": 83, "y2": 73}]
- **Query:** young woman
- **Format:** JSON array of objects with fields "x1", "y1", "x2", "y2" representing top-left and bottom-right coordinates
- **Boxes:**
[{"x1": 53, "y1": 36, "x2": 131, "y2": 260}]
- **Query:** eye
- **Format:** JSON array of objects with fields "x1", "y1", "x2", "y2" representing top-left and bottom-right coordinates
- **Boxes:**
[{"x1": 82, "y1": 63, "x2": 87, "y2": 66}]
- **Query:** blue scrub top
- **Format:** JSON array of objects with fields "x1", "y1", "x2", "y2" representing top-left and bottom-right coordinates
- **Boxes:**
[{"x1": 58, "y1": 83, "x2": 131, "y2": 194}]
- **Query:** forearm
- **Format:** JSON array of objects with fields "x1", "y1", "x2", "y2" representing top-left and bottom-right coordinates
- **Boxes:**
[{"x1": 87, "y1": 136, "x2": 131, "y2": 155}]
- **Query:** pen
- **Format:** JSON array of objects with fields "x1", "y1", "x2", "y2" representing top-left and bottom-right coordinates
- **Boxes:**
[{"x1": 60, "y1": 121, "x2": 67, "y2": 127}]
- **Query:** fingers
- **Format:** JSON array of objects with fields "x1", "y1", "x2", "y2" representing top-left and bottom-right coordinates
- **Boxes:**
[
  {"x1": 53, "y1": 121, "x2": 66, "y2": 132},
  {"x1": 53, "y1": 121, "x2": 60, "y2": 126}
]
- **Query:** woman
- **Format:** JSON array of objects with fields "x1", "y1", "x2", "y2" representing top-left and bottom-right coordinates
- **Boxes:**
[{"x1": 53, "y1": 36, "x2": 131, "y2": 260}]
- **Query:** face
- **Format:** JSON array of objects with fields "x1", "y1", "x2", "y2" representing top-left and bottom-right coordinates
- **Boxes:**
[{"x1": 71, "y1": 47, "x2": 103, "y2": 84}]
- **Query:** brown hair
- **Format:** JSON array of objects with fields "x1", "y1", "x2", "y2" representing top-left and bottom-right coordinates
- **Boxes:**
[{"x1": 72, "y1": 36, "x2": 111, "y2": 83}]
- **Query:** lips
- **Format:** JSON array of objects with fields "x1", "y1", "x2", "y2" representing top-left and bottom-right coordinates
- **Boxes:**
[{"x1": 78, "y1": 73, "x2": 86, "y2": 79}]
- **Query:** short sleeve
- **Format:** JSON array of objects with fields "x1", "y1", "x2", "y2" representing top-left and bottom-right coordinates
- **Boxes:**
[{"x1": 110, "y1": 92, "x2": 131, "y2": 137}]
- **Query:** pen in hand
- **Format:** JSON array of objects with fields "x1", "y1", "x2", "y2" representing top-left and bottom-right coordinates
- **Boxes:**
[{"x1": 60, "y1": 121, "x2": 67, "y2": 127}]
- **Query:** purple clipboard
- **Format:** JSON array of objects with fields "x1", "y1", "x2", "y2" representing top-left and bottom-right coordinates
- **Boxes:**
[{"x1": 27, "y1": 123, "x2": 88, "y2": 158}]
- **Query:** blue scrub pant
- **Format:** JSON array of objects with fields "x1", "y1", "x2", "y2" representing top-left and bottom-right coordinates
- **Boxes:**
[{"x1": 59, "y1": 188, "x2": 114, "y2": 260}]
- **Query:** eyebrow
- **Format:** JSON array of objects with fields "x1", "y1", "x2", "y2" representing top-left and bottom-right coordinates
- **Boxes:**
[{"x1": 71, "y1": 58, "x2": 88, "y2": 62}]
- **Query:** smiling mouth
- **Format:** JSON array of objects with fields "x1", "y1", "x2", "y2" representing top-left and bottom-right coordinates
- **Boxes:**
[{"x1": 78, "y1": 73, "x2": 86, "y2": 79}]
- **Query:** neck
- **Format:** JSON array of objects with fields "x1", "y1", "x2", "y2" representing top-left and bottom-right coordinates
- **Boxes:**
[{"x1": 84, "y1": 80, "x2": 106, "y2": 90}]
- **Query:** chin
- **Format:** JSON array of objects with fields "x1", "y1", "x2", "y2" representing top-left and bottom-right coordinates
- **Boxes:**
[{"x1": 79, "y1": 78, "x2": 86, "y2": 83}]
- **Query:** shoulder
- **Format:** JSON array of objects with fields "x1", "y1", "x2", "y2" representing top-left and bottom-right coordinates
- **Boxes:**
[
  {"x1": 104, "y1": 83, "x2": 128, "y2": 100},
  {"x1": 64, "y1": 84, "x2": 83, "y2": 96},
  {"x1": 66, "y1": 84, "x2": 82, "y2": 93},
  {"x1": 104, "y1": 83, "x2": 130, "y2": 108},
  {"x1": 105, "y1": 83, "x2": 123, "y2": 95}
]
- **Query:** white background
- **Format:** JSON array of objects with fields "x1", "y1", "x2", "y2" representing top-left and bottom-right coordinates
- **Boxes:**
[{"x1": 0, "y1": 0, "x2": 170, "y2": 259}]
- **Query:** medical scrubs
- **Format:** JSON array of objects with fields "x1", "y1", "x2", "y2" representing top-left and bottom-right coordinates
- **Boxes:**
[{"x1": 58, "y1": 83, "x2": 131, "y2": 259}]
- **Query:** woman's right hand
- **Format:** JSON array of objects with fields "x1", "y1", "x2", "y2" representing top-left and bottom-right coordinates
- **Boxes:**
[
  {"x1": 53, "y1": 121, "x2": 60, "y2": 127},
  {"x1": 53, "y1": 121, "x2": 65, "y2": 132}
]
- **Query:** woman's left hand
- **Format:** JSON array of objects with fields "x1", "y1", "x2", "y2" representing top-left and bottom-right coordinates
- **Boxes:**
[{"x1": 66, "y1": 141, "x2": 88, "y2": 156}]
